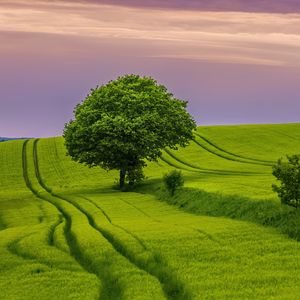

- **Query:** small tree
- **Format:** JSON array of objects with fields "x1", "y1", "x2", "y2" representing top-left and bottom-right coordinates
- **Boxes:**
[
  {"x1": 63, "y1": 74, "x2": 196, "y2": 189},
  {"x1": 272, "y1": 155, "x2": 300, "y2": 208},
  {"x1": 164, "y1": 170, "x2": 184, "y2": 196}
]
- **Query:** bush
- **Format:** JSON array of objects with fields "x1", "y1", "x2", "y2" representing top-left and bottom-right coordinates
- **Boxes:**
[
  {"x1": 272, "y1": 154, "x2": 300, "y2": 208},
  {"x1": 126, "y1": 165, "x2": 145, "y2": 186},
  {"x1": 163, "y1": 170, "x2": 184, "y2": 196}
]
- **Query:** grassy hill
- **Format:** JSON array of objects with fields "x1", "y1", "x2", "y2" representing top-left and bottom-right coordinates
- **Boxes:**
[
  {"x1": 1, "y1": 124, "x2": 300, "y2": 299},
  {"x1": 0, "y1": 137, "x2": 15, "y2": 142},
  {"x1": 0, "y1": 137, "x2": 31, "y2": 142}
]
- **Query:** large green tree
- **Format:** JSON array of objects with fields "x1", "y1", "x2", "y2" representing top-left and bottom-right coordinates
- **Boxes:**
[{"x1": 63, "y1": 74, "x2": 196, "y2": 189}]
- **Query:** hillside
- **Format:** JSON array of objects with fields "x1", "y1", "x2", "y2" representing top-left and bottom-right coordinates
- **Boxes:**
[
  {"x1": 0, "y1": 137, "x2": 14, "y2": 142},
  {"x1": 1, "y1": 124, "x2": 300, "y2": 299},
  {"x1": 0, "y1": 137, "x2": 31, "y2": 142}
]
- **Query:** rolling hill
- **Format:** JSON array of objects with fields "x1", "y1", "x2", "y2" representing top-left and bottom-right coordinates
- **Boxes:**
[
  {"x1": 0, "y1": 137, "x2": 31, "y2": 142},
  {"x1": 0, "y1": 123, "x2": 300, "y2": 299}
]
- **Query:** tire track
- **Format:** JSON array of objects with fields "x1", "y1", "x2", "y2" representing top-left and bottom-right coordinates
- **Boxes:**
[
  {"x1": 23, "y1": 140, "x2": 67, "y2": 253},
  {"x1": 34, "y1": 139, "x2": 182, "y2": 299},
  {"x1": 79, "y1": 195, "x2": 148, "y2": 250},
  {"x1": 268, "y1": 129, "x2": 300, "y2": 143},
  {"x1": 86, "y1": 194, "x2": 220, "y2": 245},
  {"x1": 52, "y1": 219, "x2": 70, "y2": 254},
  {"x1": 48, "y1": 215, "x2": 64, "y2": 246},
  {"x1": 7, "y1": 232, "x2": 44, "y2": 263},
  {"x1": 34, "y1": 139, "x2": 190, "y2": 300},
  {"x1": 39, "y1": 188, "x2": 189, "y2": 299},
  {"x1": 22, "y1": 140, "x2": 103, "y2": 298},
  {"x1": 73, "y1": 194, "x2": 192, "y2": 300},
  {"x1": 194, "y1": 133, "x2": 273, "y2": 165},
  {"x1": 161, "y1": 151, "x2": 233, "y2": 175},
  {"x1": 192, "y1": 137, "x2": 270, "y2": 167},
  {"x1": 7, "y1": 230, "x2": 52, "y2": 268},
  {"x1": 22, "y1": 140, "x2": 62, "y2": 246},
  {"x1": 0, "y1": 216, "x2": 6, "y2": 231},
  {"x1": 119, "y1": 197, "x2": 162, "y2": 223},
  {"x1": 164, "y1": 148, "x2": 261, "y2": 176},
  {"x1": 5, "y1": 225, "x2": 76, "y2": 274},
  {"x1": 118, "y1": 196, "x2": 220, "y2": 244},
  {"x1": 160, "y1": 154, "x2": 200, "y2": 173}
]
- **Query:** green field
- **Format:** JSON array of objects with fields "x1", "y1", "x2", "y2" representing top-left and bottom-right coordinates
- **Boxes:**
[{"x1": 1, "y1": 123, "x2": 300, "y2": 299}]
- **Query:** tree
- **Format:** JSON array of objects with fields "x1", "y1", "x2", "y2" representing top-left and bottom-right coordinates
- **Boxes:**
[
  {"x1": 272, "y1": 155, "x2": 300, "y2": 208},
  {"x1": 63, "y1": 74, "x2": 196, "y2": 189},
  {"x1": 163, "y1": 170, "x2": 184, "y2": 196}
]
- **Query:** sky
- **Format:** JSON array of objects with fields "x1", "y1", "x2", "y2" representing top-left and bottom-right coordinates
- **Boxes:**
[{"x1": 1, "y1": 0, "x2": 300, "y2": 137}]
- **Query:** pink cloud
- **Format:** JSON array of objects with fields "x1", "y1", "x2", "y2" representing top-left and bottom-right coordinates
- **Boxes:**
[{"x1": 57, "y1": 0, "x2": 300, "y2": 13}]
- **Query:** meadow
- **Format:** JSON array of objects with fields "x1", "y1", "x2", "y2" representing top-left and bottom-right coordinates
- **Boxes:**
[{"x1": 1, "y1": 123, "x2": 300, "y2": 299}]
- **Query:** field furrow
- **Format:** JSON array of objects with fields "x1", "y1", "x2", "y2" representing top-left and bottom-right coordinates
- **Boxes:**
[
  {"x1": 78, "y1": 192, "x2": 300, "y2": 299},
  {"x1": 2, "y1": 124, "x2": 300, "y2": 299},
  {"x1": 108, "y1": 196, "x2": 217, "y2": 242},
  {"x1": 164, "y1": 148, "x2": 261, "y2": 175},
  {"x1": 23, "y1": 140, "x2": 101, "y2": 274},
  {"x1": 22, "y1": 140, "x2": 67, "y2": 251},
  {"x1": 161, "y1": 149, "x2": 238, "y2": 175},
  {"x1": 0, "y1": 141, "x2": 100, "y2": 299},
  {"x1": 193, "y1": 133, "x2": 272, "y2": 166},
  {"x1": 80, "y1": 194, "x2": 192, "y2": 298},
  {"x1": 197, "y1": 124, "x2": 300, "y2": 162},
  {"x1": 194, "y1": 132, "x2": 273, "y2": 164},
  {"x1": 32, "y1": 139, "x2": 169, "y2": 300}
]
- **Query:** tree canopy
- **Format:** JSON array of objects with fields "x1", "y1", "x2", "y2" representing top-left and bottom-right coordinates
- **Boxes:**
[
  {"x1": 272, "y1": 155, "x2": 300, "y2": 208},
  {"x1": 63, "y1": 74, "x2": 196, "y2": 189}
]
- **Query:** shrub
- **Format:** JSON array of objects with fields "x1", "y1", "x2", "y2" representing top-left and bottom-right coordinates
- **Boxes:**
[
  {"x1": 163, "y1": 170, "x2": 184, "y2": 196},
  {"x1": 126, "y1": 165, "x2": 145, "y2": 186},
  {"x1": 272, "y1": 154, "x2": 300, "y2": 208}
]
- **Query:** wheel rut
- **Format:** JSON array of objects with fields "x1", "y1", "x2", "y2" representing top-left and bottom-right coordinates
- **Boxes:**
[
  {"x1": 33, "y1": 139, "x2": 186, "y2": 299},
  {"x1": 22, "y1": 140, "x2": 103, "y2": 298},
  {"x1": 7, "y1": 231, "x2": 51, "y2": 269},
  {"x1": 22, "y1": 140, "x2": 62, "y2": 242},
  {"x1": 194, "y1": 133, "x2": 273, "y2": 165},
  {"x1": 160, "y1": 153, "x2": 200, "y2": 173},
  {"x1": 73, "y1": 195, "x2": 191, "y2": 300},
  {"x1": 119, "y1": 197, "x2": 162, "y2": 223},
  {"x1": 164, "y1": 148, "x2": 258, "y2": 176},
  {"x1": 48, "y1": 215, "x2": 63, "y2": 246},
  {"x1": 80, "y1": 195, "x2": 148, "y2": 250},
  {"x1": 33, "y1": 139, "x2": 191, "y2": 300},
  {"x1": 192, "y1": 138, "x2": 263, "y2": 166},
  {"x1": 6, "y1": 228, "x2": 76, "y2": 273},
  {"x1": 7, "y1": 232, "x2": 33, "y2": 259},
  {"x1": 118, "y1": 196, "x2": 220, "y2": 244}
]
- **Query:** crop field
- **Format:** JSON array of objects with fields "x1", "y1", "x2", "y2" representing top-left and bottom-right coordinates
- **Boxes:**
[{"x1": 1, "y1": 123, "x2": 300, "y2": 299}]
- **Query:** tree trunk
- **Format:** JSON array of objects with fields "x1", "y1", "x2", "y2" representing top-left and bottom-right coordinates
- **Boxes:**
[{"x1": 119, "y1": 168, "x2": 126, "y2": 189}]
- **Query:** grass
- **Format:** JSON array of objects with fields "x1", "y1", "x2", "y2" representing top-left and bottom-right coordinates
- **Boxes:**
[
  {"x1": 0, "y1": 140, "x2": 99, "y2": 299},
  {"x1": 1, "y1": 123, "x2": 300, "y2": 299}
]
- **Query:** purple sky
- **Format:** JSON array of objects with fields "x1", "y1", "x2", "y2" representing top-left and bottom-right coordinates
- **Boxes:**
[{"x1": 1, "y1": 0, "x2": 300, "y2": 137}]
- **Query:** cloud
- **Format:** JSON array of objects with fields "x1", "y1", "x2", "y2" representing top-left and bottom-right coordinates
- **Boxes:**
[
  {"x1": 49, "y1": 0, "x2": 300, "y2": 13},
  {"x1": 2, "y1": 0, "x2": 300, "y2": 13},
  {"x1": 1, "y1": 0, "x2": 300, "y2": 67},
  {"x1": 25, "y1": 0, "x2": 300, "y2": 13}
]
